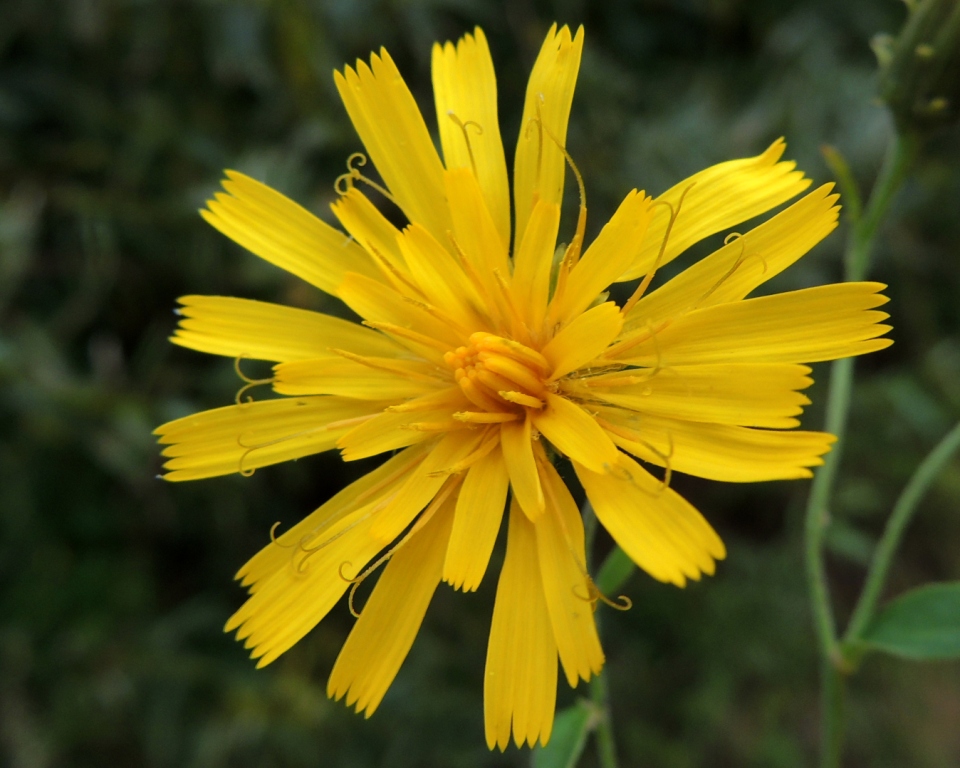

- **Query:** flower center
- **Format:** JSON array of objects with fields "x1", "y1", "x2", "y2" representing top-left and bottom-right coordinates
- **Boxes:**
[{"x1": 444, "y1": 332, "x2": 552, "y2": 412}]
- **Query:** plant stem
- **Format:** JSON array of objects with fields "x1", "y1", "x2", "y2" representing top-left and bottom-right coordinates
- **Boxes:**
[
  {"x1": 803, "y1": 129, "x2": 918, "y2": 768},
  {"x1": 583, "y1": 503, "x2": 620, "y2": 768},
  {"x1": 843, "y1": 420, "x2": 960, "y2": 652},
  {"x1": 591, "y1": 667, "x2": 619, "y2": 768}
]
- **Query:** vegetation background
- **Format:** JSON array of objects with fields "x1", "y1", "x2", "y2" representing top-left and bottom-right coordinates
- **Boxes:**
[{"x1": 2, "y1": 0, "x2": 959, "y2": 765}]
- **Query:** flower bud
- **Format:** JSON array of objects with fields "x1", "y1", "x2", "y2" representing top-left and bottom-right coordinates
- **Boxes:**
[{"x1": 875, "y1": 0, "x2": 960, "y2": 133}]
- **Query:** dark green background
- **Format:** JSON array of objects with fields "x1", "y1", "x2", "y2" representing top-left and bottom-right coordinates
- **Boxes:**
[{"x1": 2, "y1": 0, "x2": 959, "y2": 765}]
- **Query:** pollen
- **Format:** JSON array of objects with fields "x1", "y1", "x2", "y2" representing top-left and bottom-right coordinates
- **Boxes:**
[{"x1": 443, "y1": 331, "x2": 552, "y2": 411}]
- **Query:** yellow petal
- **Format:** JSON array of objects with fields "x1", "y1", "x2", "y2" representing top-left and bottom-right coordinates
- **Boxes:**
[
  {"x1": 334, "y1": 51, "x2": 451, "y2": 243},
  {"x1": 500, "y1": 416, "x2": 544, "y2": 520},
  {"x1": 618, "y1": 138, "x2": 811, "y2": 281},
  {"x1": 445, "y1": 168, "x2": 511, "y2": 298},
  {"x1": 597, "y1": 407, "x2": 836, "y2": 482},
  {"x1": 532, "y1": 393, "x2": 620, "y2": 473},
  {"x1": 232, "y1": 505, "x2": 383, "y2": 666},
  {"x1": 171, "y1": 295, "x2": 400, "y2": 362},
  {"x1": 575, "y1": 455, "x2": 726, "y2": 587},
  {"x1": 337, "y1": 272, "x2": 462, "y2": 355},
  {"x1": 397, "y1": 223, "x2": 487, "y2": 330},
  {"x1": 155, "y1": 397, "x2": 380, "y2": 481},
  {"x1": 512, "y1": 200, "x2": 561, "y2": 336},
  {"x1": 330, "y1": 187, "x2": 408, "y2": 278},
  {"x1": 272, "y1": 357, "x2": 446, "y2": 399},
  {"x1": 549, "y1": 190, "x2": 654, "y2": 324},
  {"x1": 568, "y1": 363, "x2": 813, "y2": 429},
  {"x1": 484, "y1": 500, "x2": 558, "y2": 750},
  {"x1": 432, "y1": 28, "x2": 510, "y2": 249},
  {"x1": 235, "y1": 445, "x2": 429, "y2": 590},
  {"x1": 327, "y1": 494, "x2": 454, "y2": 716},
  {"x1": 370, "y1": 430, "x2": 488, "y2": 544},
  {"x1": 444, "y1": 444, "x2": 509, "y2": 591},
  {"x1": 623, "y1": 184, "x2": 840, "y2": 330},
  {"x1": 513, "y1": 24, "x2": 584, "y2": 248},
  {"x1": 535, "y1": 459, "x2": 604, "y2": 687},
  {"x1": 201, "y1": 171, "x2": 379, "y2": 294},
  {"x1": 541, "y1": 302, "x2": 623, "y2": 381},
  {"x1": 337, "y1": 388, "x2": 468, "y2": 461},
  {"x1": 617, "y1": 282, "x2": 891, "y2": 367}
]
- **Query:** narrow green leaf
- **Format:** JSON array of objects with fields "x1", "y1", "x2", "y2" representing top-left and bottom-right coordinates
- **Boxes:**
[
  {"x1": 532, "y1": 700, "x2": 595, "y2": 768},
  {"x1": 861, "y1": 582, "x2": 960, "y2": 660},
  {"x1": 595, "y1": 545, "x2": 635, "y2": 596}
]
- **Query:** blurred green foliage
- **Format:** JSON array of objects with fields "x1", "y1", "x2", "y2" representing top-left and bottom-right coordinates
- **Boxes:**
[{"x1": 1, "y1": 0, "x2": 959, "y2": 766}]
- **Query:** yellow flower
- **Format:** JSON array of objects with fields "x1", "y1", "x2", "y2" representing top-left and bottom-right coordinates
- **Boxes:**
[{"x1": 156, "y1": 25, "x2": 892, "y2": 749}]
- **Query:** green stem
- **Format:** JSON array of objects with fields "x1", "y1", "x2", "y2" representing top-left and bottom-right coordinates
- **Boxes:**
[
  {"x1": 803, "y1": 129, "x2": 918, "y2": 768},
  {"x1": 820, "y1": 661, "x2": 846, "y2": 768},
  {"x1": 844, "y1": 420, "x2": 960, "y2": 652},
  {"x1": 590, "y1": 668, "x2": 619, "y2": 768},
  {"x1": 583, "y1": 503, "x2": 619, "y2": 768}
]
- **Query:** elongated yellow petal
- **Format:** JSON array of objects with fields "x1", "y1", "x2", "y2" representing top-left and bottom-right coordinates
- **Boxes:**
[
  {"x1": 231, "y1": 504, "x2": 383, "y2": 666},
  {"x1": 532, "y1": 393, "x2": 620, "y2": 473},
  {"x1": 397, "y1": 223, "x2": 487, "y2": 330},
  {"x1": 155, "y1": 397, "x2": 381, "y2": 481},
  {"x1": 370, "y1": 430, "x2": 487, "y2": 544},
  {"x1": 484, "y1": 501, "x2": 557, "y2": 750},
  {"x1": 618, "y1": 282, "x2": 891, "y2": 366},
  {"x1": 445, "y1": 168, "x2": 511, "y2": 298},
  {"x1": 272, "y1": 357, "x2": 446, "y2": 399},
  {"x1": 171, "y1": 295, "x2": 400, "y2": 362},
  {"x1": 500, "y1": 417, "x2": 544, "y2": 519},
  {"x1": 535, "y1": 459, "x2": 604, "y2": 687},
  {"x1": 236, "y1": 445, "x2": 429, "y2": 590},
  {"x1": 541, "y1": 302, "x2": 623, "y2": 381},
  {"x1": 618, "y1": 138, "x2": 811, "y2": 281},
  {"x1": 598, "y1": 408, "x2": 836, "y2": 482},
  {"x1": 549, "y1": 190, "x2": 654, "y2": 324},
  {"x1": 575, "y1": 455, "x2": 726, "y2": 587},
  {"x1": 330, "y1": 187, "x2": 408, "y2": 277},
  {"x1": 444, "y1": 445, "x2": 509, "y2": 591},
  {"x1": 201, "y1": 171, "x2": 379, "y2": 293},
  {"x1": 334, "y1": 51, "x2": 451, "y2": 243},
  {"x1": 623, "y1": 184, "x2": 841, "y2": 330},
  {"x1": 328, "y1": 495, "x2": 454, "y2": 716},
  {"x1": 568, "y1": 363, "x2": 813, "y2": 429},
  {"x1": 432, "y1": 28, "x2": 510, "y2": 250},
  {"x1": 512, "y1": 200, "x2": 560, "y2": 336},
  {"x1": 337, "y1": 388, "x2": 468, "y2": 461},
  {"x1": 513, "y1": 24, "x2": 584, "y2": 248},
  {"x1": 337, "y1": 273, "x2": 462, "y2": 355}
]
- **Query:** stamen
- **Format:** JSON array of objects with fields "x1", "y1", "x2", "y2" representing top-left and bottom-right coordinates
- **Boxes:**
[
  {"x1": 471, "y1": 332, "x2": 551, "y2": 375},
  {"x1": 334, "y1": 152, "x2": 397, "y2": 206},
  {"x1": 405, "y1": 419, "x2": 474, "y2": 432},
  {"x1": 233, "y1": 355, "x2": 274, "y2": 405},
  {"x1": 453, "y1": 410, "x2": 519, "y2": 424},
  {"x1": 532, "y1": 442, "x2": 633, "y2": 614},
  {"x1": 621, "y1": 182, "x2": 697, "y2": 316},
  {"x1": 343, "y1": 476, "x2": 461, "y2": 617},
  {"x1": 536, "y1": 113, "x2": 587, "y2": 267},
  {"x1": 596, "y1": 417, "x2": 675, "y2": 492},
  {"x1": 447, "y1": 112, "x2": 483, "y2": 178},
  {"x1": 365, "y1": 243, "x2": 425, "y2": 299},
  {"x1": 499, "y1": 391, "x2": 544, "y2": 409},
  {"x1": 524, "y1": 96, "x2": 546, "y2": 197},
  {"x1": 438, "y1": 428, "x2": 500, "y2": 474},
  {"x1": 362, "y1": 321, "x2": 450, "y2": 353},
  {"x1": 603, "y1": 318, "x2": 672, "y2": 360},
  {"x1": 329, "y1": 348, "x2": 448, "y2": 385}
]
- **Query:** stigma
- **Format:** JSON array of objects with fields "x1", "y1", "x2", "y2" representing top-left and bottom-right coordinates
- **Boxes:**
[{"x1": 444, "y1": 332, "x2": 554, "y2": 412}]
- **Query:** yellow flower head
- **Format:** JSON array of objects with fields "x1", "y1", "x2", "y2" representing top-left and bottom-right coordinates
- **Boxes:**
[{"x1": 156, "y1": 25, "x2": 892, "y2": 750}]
